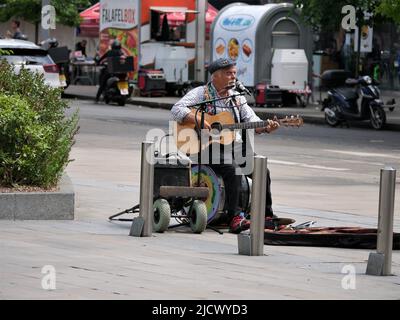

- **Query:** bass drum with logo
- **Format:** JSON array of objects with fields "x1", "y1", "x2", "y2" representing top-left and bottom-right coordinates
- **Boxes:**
[{"x1": 191, "y1": 165, "x2": 251, "y2": 225}]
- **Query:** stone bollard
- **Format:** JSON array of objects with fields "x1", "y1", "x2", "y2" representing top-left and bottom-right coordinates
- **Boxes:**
[{"x1": 366, "y1": 167, "x2": 396, "y2": 276}]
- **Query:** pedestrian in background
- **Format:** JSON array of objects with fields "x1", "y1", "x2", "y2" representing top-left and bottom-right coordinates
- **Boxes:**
[{"x1": 6, "y1": 20, "x2": 24, "y2": 40}]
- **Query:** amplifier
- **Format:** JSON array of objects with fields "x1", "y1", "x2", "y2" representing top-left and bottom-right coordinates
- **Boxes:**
[{"x1": 153, "y1": 157, "x2": 191, "y2": 198}]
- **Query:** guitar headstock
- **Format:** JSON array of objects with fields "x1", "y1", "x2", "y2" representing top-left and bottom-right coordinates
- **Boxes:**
[{"x1": 278, "y1": 115, "x2": 304, "y2": 127}]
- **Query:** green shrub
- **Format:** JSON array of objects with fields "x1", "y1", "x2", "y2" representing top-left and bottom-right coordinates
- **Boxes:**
[{"x1": 0, "y1": 60, "x2": 78, "y2": 188}]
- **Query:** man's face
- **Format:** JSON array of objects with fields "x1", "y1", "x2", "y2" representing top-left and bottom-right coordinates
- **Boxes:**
[{"x1": 213, "y1": 66, "x2": 237, "y2": 90}]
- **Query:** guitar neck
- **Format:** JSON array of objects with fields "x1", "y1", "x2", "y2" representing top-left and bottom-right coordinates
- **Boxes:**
[{"x1": 222, "y1": 121, "x2": 269, "y2": 131}]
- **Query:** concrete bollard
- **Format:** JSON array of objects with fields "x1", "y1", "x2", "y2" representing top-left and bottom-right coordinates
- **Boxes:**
[
  {"x1": 238, "y1": 155, "x2": 267, "y2": 256},
  {"x1": 366, "y1": 167, "x2": 396, "y2": 276},
  {"x1": 130, "y1": 141, "x2": 154, "y2": 237}
]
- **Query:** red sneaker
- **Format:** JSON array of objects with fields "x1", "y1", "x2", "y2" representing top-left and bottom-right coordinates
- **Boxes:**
[
  {"x1": 265, "y1": 216, "x2": 276, "y2": 230},
  {"x1": 229, "y1": 215, "x2": 250, "y2": 234}
]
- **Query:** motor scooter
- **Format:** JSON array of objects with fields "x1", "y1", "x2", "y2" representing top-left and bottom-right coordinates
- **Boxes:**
[
  {"x1": 99, "y1": 56, "x2": 134, "y2": 106},
  {"x1": 102, "y1": 71, "x2": 133, "y2": 106},
  {"x1": 321, "y1": 70, "x2": 396, "y2": 130}
]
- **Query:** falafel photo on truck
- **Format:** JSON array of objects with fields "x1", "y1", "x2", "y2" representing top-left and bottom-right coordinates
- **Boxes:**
[{"x1": 100, "y1": 0, "x2": 139, "y2": 80}]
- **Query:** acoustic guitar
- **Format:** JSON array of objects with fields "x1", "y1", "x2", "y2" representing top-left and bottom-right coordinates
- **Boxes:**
[{"x1": 174, "y1": 110, "x2": 303, "y2": 155}]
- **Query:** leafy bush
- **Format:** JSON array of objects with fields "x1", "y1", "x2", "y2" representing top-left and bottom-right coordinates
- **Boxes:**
[{"x1": 0, "y1": 60, "x2": 78, "y2": 188}]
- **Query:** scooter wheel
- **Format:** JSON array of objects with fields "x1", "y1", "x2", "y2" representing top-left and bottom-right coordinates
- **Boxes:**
[
  {"x1": 370, "y1": 107, "x2": 386, "y2": 130},
  {"x1": 324, "y1": 105, "x2": 340, "y2": 127},
  {"x1": 118, "y1": 99, "x2": 126, "y2": 106}
]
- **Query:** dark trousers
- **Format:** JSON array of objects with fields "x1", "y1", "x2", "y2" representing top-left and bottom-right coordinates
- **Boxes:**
[
  {"x1": 209, "y1": 162, "x2": 273, "y2": 220},
  {"x1": 96, "y1": 68, "x2": 110, "y2": 101}
]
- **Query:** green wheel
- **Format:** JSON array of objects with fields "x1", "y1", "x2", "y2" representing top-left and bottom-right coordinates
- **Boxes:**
[
  {"x1": 190, "y1": 200, "x2": 207, "y2": 234},
  {"x1": 153, "y1": 199, "x2": 171, "y2": 233}
]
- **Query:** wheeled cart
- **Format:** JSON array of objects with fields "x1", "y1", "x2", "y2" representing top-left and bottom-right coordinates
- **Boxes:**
[{"x1": 109, "y1": 155, "x2": 210, "y2": 234}]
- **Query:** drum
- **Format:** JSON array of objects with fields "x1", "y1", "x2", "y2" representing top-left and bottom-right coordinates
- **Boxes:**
[
  {"x1": 191, "y1": 165, "x2": 225, "y2": 223},
  {"x1": 238, "y1": 175, "x2": 251, "y2": 213},
  {"x1": 191, "y1": 165, "x2": 252, "y2": 223}
]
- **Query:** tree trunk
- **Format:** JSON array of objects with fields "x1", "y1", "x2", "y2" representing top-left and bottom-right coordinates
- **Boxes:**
[
  {"x1": 34, "y1": 22, "x2": 38, "y2": 44},
  {"x1": 355, "y1": 25, "x2": 361, "y2": 78}
]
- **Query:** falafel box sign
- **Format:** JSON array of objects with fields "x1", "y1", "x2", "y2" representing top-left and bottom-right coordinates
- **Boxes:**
[
  {"x1": 99, "y1": 0, "x2": 139, "y2": 79},
  {"x1": 100, "y1": 0, "x2": 138, "y2": 31},
  {"x1": 212, "y1": 7, "x2": 265, "y2": 86}
]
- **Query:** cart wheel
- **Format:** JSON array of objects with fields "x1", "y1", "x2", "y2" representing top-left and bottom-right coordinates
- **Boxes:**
[
  {"x1": 153, "y1": 199, "x2": 171, "y2": 233},
  {"x1": 190, "y1": 200, "x2": 207, "y2": 234}
]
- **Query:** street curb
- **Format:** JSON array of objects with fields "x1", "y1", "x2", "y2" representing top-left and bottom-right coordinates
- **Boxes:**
[
  {"x1": 62, "y1": 93, "x2": 94, "y2": 101},
  {"x1": 63, "y1": 93, "x2": 400, "y2": 131},
  {"x1": 125, "y1": 98, "x2": 329, "y2": 125},
  {"x1": 0, "y1": 175, "x2": 75, "y2": 220},
  {"x1": 253, "y1": 110, "x2": 327, "y2": 126}
]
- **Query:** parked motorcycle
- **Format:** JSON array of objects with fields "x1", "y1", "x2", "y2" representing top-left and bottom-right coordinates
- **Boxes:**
[{"x1": 321, "y1": 70, "x2": 396, "y2": 130}]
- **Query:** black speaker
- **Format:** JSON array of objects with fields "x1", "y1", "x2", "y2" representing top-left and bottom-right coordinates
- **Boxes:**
[
  {"x1": 48, "y1": 46, "x2": 70, "y2": 64},
  {"x1": 153, "y1": 158, "x2": 191, "y2": 198}
]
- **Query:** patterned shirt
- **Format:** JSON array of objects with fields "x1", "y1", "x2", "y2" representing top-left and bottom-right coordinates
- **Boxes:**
[
  {"x1": 171, "y1": 83, "x2": 259, "y2": 165},
  {"x1": 171, "y1": 83, "x2": 261, "y2": 124}
]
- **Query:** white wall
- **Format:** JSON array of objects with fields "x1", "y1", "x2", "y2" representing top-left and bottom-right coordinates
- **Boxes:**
[{"x1": 0, "y1": 19, "x2": 98, "y2": 58}]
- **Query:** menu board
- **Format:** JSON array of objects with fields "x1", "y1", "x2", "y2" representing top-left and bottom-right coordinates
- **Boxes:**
[{"x1": 212, "y1": 6, "x2": 266, "y2": 86}]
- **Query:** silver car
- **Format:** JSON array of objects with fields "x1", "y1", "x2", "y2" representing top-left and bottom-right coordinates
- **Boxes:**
[{"x1": 0, "y1": 39, "x2": 63, "y2": 88}]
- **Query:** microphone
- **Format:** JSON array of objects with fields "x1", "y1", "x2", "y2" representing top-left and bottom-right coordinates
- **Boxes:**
[{"x1": 235, "y1": 80, "x2": 251, "y2": 95}]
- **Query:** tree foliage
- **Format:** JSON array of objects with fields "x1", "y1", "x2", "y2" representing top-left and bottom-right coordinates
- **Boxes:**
[
  {"x1": 0, "y1": 0, "x2": 91, "y2": 26},
  {"x1": 0, "y1": 60, "x2": 79, "y2": 188},
  {"x1": 293, "y1": 0, "x2": 400, "y2": 31},
  {"x1": 376, "y1": 0, "x2": 400, "y2": 24}
]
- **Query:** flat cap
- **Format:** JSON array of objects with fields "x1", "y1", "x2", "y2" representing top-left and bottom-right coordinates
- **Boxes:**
[{"x1": 208, "y1": 58, "x2": 236, "y2": 74}]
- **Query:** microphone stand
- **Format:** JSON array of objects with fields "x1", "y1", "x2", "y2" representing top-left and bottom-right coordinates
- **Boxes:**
[{"x1": 187, "y1": 92, "x2": 246, "y2": 234}]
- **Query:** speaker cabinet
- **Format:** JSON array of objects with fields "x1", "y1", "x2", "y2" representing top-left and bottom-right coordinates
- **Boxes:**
[{"x1": 153, "y1": 159, "x2": 191, "y2": 198}]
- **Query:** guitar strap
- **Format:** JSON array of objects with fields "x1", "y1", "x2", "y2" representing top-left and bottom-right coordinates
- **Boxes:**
[
  {"x1": 203, "y1": 83, "x2": 217, "y2": 115},
  {"x1": 203, "y1": 83, "x2": 242, "y2": 163}
]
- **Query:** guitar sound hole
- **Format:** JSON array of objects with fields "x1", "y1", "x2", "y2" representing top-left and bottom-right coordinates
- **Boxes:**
[{"x1": 211, "y1": 122, "x2": 222, "y2": 132}]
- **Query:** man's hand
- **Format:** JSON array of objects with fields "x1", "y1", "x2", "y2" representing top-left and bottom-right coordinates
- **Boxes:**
[
  {"x1": 256, "y1": 117, "x2": 280, "y2": 134},
  {"x1": 198, "y1": 119, "x2": 211, "y2": 130},
  {"x1": 184, "y1": 112, "x2": 211, "y2": 130}
]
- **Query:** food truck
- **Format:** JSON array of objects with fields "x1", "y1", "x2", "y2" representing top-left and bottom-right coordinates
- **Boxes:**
[
  {"x1": 211, "y1": 2, "x2": 313, "y2": 107},
  {"x1": 140, "y1": 0, "x2": 217, "y2": 94}
]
